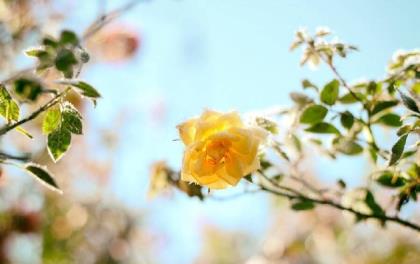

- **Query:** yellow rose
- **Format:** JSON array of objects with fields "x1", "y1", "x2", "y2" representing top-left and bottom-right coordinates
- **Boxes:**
[{"x1": 177, "y1": 110, "x2": 266, "y2": 189}]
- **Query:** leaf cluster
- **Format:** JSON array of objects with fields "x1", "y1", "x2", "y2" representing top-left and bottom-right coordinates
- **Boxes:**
[{"x1": 0, "y1": 30, "x2": 101, "y2": 193}]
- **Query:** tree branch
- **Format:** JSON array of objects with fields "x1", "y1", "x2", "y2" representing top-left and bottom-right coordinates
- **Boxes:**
[
  {"x1": 0, "y1": 152, "x2": 30, "y2": 162},
  {"x1": 259, "y1": 183, "x2": 420, "y2": 232},
  {"x1": 0, "y1": 87, "x2": 71, "y2": 136},
  {"x1": 82, "y1": 0, "x2": 146, "y2": 41},
  {"x1": 0, "y1": 0, "x2": 145, "y2": 86},
  {"x1": 307, "y1": 41, "x2": 363, "y2": 103},
  {"x1": 307, "y1": 41, "x2": 382, "y2": 152}
]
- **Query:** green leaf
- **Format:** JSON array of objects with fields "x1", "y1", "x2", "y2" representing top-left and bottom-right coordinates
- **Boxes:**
[
  {"x1": 334, "y1": 137, "x2": 363, "y2": 155},
  {"x1": 413, "y1": 82, "x2": 420, "y2": 94},
  {"x1": 25, "y1": 47, "x2": 53, "y2": 72},
  {"x1": 25, "y1": 48, "x2": 48, "y2": 58},
  {"x1": 309, "y1": 138, "x2": 323, "y2": 145},
  {"x1": 59, "y1": 30, "x2": 79, "y2": 46},
  {"x1": 370, "y1": 100, "x2": 399, "y2": 116},
  {"x1": 290, "y1": 134, "x2": 302, "y2": 153},
  {"x1": 291, "y1": 200, "x2": 315, "y2": 211},
  {"x1": 402, "y1": 150, "x2": 417, "y2": 159},
  {"x1": 378, "y1": 113, "x2": 402, "y2": 127},
  {"x1": 305, "y1": 122, "x2": 340, "y2": 134},
  {"x1": 62, "y1": 81, "x2": 101, "y2": 99},
  {"x1": 410, "y1": 185, "x2": 419, "y2": 201},
  {"x1": 301, "y1": 79, "x2": 318, "y2": 91},
  {"x1": 397, "y1": 125, "x2": 412, "y2": 136},
  {"x1": 5, "y1": 100, "x2": 19, "y2": 122},
  {"x1": 24, "y1": 164, "x2": 62, "y2": 193},
  {"x1": 300, "y1": 104, "x2": 328, "y2": 124},
  {"x1": 55, "y1": 48, "x2": 78, "y2": 77},
  {"x1": 0, "y1": 86, "x2": 12, "y2": 103},
  {"x1": 42, "y1": 36, "x2": 58, "y2": 48},
  {"x1": 407, "y1": 163, "x2": 420, "y2": 179},
  {"x1": 387, "y1": 81, "x2": 398, "y2": 95},
  {"x1": 14, "y1": 78, "x2": 43, "y2": 101},
  {"x1": 396, "y1": 193, "x2": 410, "y2": 211},
  {"x1": 272, "y1": 174, "x2": 284, "y2": 182},
  {"x1": 364, "y1": 190, "x2": 385, "y2": 216},
  {"x1": 340, "y1": 111, "x2": 354, "y2": 130},
  {"x1": 367, "y1": 81, "x2": 381, "y2": 95},
  {"x1": 369, "y1": 147, "x2": 378, "y2": 163},
  {"x1": 42, "y1": 107, "x2": 62, "y2": 135},
  {"x1": 389, "y1": 134, "x2": 408, "y2": 166},
  {"x1": 61, "y1": 103, "x2": 83, "y2": 135},
  {"x1": 399, "y1": 90, "x2": 420, "y2": 114},
  {"x1": 47, "y1": 128, "x2": 71, "y2": 162},
  {"x1": 376, "y1": 171, "x2": 406, "y2": 188},
  {"x1": 320, "y1": 79, "x2": 339, "y2": 105},
  {"x1": 290, "y1": 92, "x2": 313, "y2": 106},
  {"x1": 256, "y1": 117, "x2": 278, "y2": 134},
  {"x1": 0, "y1": 85, "x2": 20, "y2": 122},
  {"x1": 260, "y1": 160, "x2": 272, "y2": 170},
  {"x1": 177, "y1": 181, "x2": 204, "y2": 200},
  {"x1": 339, "y1": 92, "x2": 364, "y2": 104},
  {"x1": 244, "y1": 174, "x2": 253, "y2": 183}
]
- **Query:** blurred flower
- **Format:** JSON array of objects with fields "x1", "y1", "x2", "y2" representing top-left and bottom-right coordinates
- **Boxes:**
[
  {"x1": 195, "y1": 225, "x2": 254, "y2": 264},
  {"x1": 255, "y1": 117, "x2": 278, "y2": 134},
  {"x1": 300, "y1": 48, "x2": 321, "y2": 69},
  {"x1": 148, "y1": 161, "x2": 171, "y2": 199},
  {"x1": 315, "y1": 26, "x2": 331, "y2": 37},
  {"x1": 388, "y1": 49, "x2": 420, "y2": 73},
  {"x1": 87, "y1": 25, "x2": 140, "y2": 62},
  {"x1": 0, "y1": 0, "x2": 36, "y2": 39},
  {"x1": 177, "y1": 109, "x2": 266, "y2": 189}
]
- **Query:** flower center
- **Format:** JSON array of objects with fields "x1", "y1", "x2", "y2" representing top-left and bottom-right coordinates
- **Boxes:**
[{"x1": 205, "y1": 139, "x2": 231, "y2": 165}]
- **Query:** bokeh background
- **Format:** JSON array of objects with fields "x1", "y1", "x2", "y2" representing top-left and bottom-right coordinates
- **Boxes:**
[{"x1": 1, "y1": 0, "x2": 420, "y2": 263}]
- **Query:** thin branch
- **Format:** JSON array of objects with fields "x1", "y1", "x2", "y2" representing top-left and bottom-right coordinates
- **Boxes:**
[
  {"x1": 326, "y1": 59, "x2": 363, "y2": 102},
  {"x1": 289, "y1": 175, "x2": 327, "y2": 197},
  {"x1": 259, "y1": 184, "x2": 420, "y2": 232},
  {"x1": 1, "y1": 0, "x2": 144, "y2": 85},
  {"x1": 308, "y1": 42, "x2": 363, "y2": 104},
  {"x1": 0, "y1": 0, "x2": 144, "y2": 136},
  {"x1": 0, "y1": 87, "x2": 71, "y2": 136},
  {"x1": 82, "y1": 0, "x2": 146, "y2": 41},
  {"x1": 0, "y1": 152, "x2": 30, "y2": 162},
  {"x1": 258, "y1": 170, "x2": 302, "y2": 197},
  {"x1": 308, "y1": 41, "x2": 383, "y2": 152}
]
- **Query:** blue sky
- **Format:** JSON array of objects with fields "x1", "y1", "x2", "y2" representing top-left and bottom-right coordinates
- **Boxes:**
[{"x1": 60, "y1": 0, "x2": 420, "y2": 263}]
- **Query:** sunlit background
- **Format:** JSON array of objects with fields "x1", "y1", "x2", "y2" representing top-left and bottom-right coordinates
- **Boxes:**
[{"x1": 1, "y1": 0, "x2": 420, "y2": 263}]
